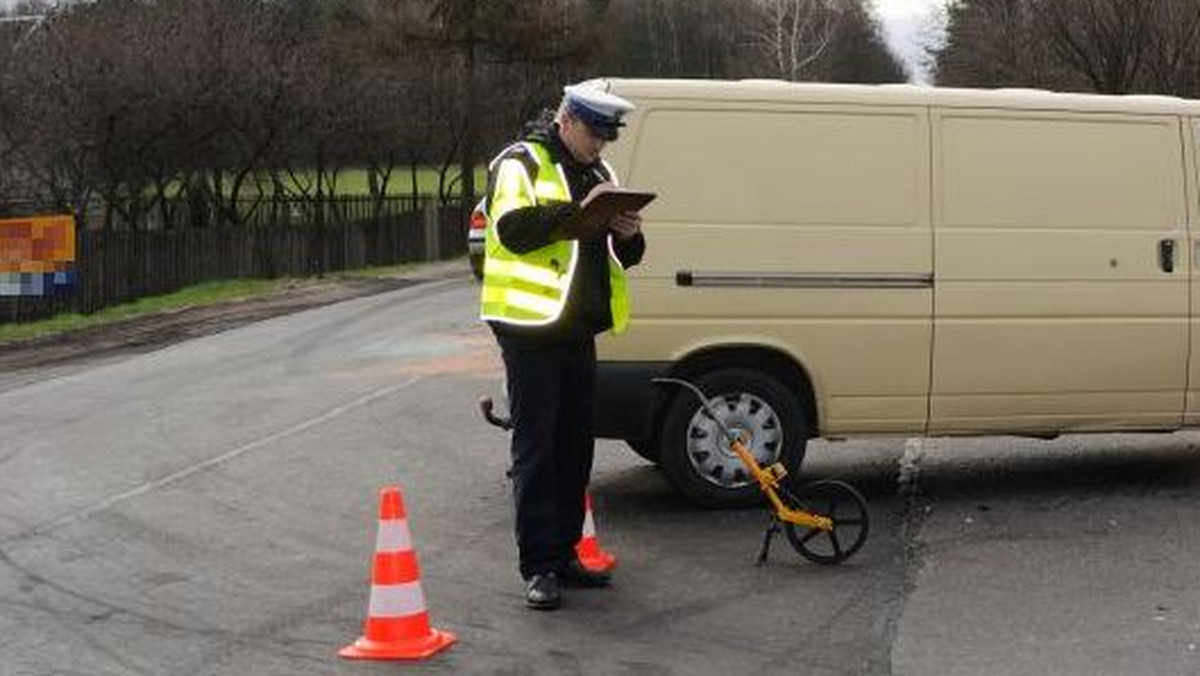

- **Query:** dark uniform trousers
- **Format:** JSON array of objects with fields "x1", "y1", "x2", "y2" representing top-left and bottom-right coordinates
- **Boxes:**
[{"x1": 498, "y1": 333, "x2": 596, "y2": 580}]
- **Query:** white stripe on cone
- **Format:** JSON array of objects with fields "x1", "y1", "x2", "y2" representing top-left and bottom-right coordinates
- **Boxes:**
[
  {"x1": 367, "y1": 581, "x2": 428, "y2": 618},
  {"x1": 582, "y1": 509, "x2": 596, "y2": 537},
  {"x1": 374, "y1": 521, "x2": 413, "y2": 553}
]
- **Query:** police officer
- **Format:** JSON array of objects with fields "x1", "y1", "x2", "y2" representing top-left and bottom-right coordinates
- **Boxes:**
[{"x1": 480, "y1": 81, "x2": 645, "y2": 610}]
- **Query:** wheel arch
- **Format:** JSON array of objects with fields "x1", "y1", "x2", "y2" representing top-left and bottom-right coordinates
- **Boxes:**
[{"x1": 664, "y1": 344, "x2": 820, "y2": 439}]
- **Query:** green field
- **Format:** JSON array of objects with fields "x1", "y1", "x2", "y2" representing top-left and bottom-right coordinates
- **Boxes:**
[
  {"x1": 287, "y1": 166, "x2": 490, "y2": 197},
  {"x1": 0, "y1": 260, "x2": 451, "y2": 345},
  {"x1": 0, "y1": 279, "x2": 291, "y2": 344},
  {"x1": 164, "y1": 166, "x2": 489, "y2": 200}
]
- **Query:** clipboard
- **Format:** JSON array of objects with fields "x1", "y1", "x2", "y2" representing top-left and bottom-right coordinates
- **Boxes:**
[{"x1": 557, "y1": 188, "x2": 656, "y2": 239}]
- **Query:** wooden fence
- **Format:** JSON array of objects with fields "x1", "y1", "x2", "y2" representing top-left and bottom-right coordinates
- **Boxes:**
[{"x1": 1, "y1": 197, "x2": 466, "y2": 324}]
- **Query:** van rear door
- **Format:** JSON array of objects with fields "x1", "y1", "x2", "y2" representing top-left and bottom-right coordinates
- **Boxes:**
[
  {"x1": 930, "y1": 109, "x2": 1190, "y2": 434},
  {"x1": 1185, "y1": 118, "x2": 1200, "y2": 425}
]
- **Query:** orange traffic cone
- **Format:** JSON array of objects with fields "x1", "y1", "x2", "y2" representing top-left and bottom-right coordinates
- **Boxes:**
[
  {"x1": 340, "y1": 486, "x2": 456, "y2": 661},
  {"x1": 575, "y1": 493, "x2": 617, "y2": 573}
]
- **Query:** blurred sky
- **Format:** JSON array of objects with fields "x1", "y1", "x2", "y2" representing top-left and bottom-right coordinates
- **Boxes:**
[{"x1": 872, "y1": 0, "x2": 947, "y2": 84}]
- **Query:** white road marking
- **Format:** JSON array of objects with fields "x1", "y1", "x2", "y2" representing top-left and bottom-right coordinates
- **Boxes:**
[
  {"x1": 898, "y1": 437, "x2": 925, "y2": 495},
  {"x1": 10, "y1": 376, "x2": 421, "y2": 541}
]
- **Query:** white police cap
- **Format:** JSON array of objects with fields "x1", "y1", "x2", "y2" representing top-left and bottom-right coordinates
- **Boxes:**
[{"x1": 562, "y1": 80, "x2": 635, "y2": 141}]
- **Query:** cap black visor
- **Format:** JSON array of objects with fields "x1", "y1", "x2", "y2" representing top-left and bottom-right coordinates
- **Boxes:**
[
  {"x1": 568, "y1": 99, "x2": 623, "y2": 141},
  {"x1": 587, "y1": 123, "x2": 621, "y2": 141}
]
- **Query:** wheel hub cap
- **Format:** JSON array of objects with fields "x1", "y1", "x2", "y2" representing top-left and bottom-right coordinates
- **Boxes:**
[{"x1": 685, "y1": 392, "x2": 783, "y2": 490}]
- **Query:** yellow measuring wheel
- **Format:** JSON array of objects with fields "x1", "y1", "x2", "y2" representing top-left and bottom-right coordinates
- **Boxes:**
[{"x1": 653, "y1": 377, "x2": 869, "y2": 565}]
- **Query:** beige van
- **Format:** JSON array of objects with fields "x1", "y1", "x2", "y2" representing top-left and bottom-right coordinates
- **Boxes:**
[{"x1": 592, "y1": 78, "x2": 1200, "y2": 507}]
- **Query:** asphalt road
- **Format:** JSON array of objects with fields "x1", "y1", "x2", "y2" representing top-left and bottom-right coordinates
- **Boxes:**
[{"x1": 2, "y1": 272, "x2": 1200, "y2": 675}]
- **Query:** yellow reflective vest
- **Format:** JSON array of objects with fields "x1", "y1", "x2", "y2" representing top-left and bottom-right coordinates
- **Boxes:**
[{"x1": 479, "y1": 140, "x2": 631, "y2": 334}]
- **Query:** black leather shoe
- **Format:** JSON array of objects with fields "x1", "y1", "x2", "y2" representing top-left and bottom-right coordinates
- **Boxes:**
[
  {"x1": 525, "y1": 572, "x2": 561, "y2": 610},
  {"x1": 558, "y1": 559, "x2": 611, "y2": 588}
]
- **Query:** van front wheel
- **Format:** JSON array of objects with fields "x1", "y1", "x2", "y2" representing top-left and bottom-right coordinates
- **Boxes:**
[{"x1": 659, "y1": 368, "x2": 807, "y2": 508}]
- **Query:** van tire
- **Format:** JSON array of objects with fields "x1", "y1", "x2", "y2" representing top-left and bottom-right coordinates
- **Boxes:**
[{"x1": 659, "y1": 368, "x2": 807, "y2": 508}]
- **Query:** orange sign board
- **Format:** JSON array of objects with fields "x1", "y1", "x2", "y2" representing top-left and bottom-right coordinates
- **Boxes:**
[{"x1": 0, "y1": 214, "x2": 77, "y2": 296}]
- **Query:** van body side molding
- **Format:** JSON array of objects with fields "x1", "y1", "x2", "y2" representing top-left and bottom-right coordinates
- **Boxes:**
[{"x1": 675, "y1": 271, "x2": 933, "y2": 289}]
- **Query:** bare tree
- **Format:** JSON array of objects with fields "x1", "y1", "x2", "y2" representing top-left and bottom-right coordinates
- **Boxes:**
[
  {"x1": 417, "y1": 0, "x2": 602, "y2": 204},
  {"x1": 828, "y1": 0, "x2": 906, "y2": 83},
  {"x1": 934, "y1": 0, "x2": 1070, "y2": 88},
  {"x1": 934, "y1": 0, "x2": 1200, "y2": 96},
  {"x1": 594, "y1": 0, "x2": 744, "y2": 78},
  {"x1": 749, "y1": 0, "x2": 838, "y2": 80},
  {"x1": 1042, "y1": 0, "x2": 1155, "y2": 94},
  {"x1": 1140, "y1": 0, "x2": 1200, "y2": 96},
  {"x1": 0, "y1": 0, "x2": 909, "y2": 237},
  {"x1": 595, "y1": 0, "x2": 898, "y2": 82}
]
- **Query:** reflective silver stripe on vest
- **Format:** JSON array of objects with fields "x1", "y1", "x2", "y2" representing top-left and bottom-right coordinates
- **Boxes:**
[
  {"x1": 600, "y1": 159, "x2": 618, "y2": 187},
  {"x1": 676, "y1": 271, "x2": 933, "y2": 289},
  {"x1": 486, "y1": 257, "x2": 563, "y2": 289},
  {"x1": 368, "y1": 581, "x2": 428, "y2": 618},
  {"x1": 555, "y1": 163, "x2": 572, "y2": 197},
  {"x1": 502, "y1": 288, "x2": 563, "y2": 316}
]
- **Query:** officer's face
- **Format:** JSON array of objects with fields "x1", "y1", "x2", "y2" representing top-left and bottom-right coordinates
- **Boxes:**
[{"x1": 560, "y1": 113, "x2": 607, "y2": 165}]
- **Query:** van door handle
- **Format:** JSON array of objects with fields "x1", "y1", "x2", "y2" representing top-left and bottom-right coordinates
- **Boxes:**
[{"x1": 1159, "y1": 239, "x2": 1176, "y2": 273}]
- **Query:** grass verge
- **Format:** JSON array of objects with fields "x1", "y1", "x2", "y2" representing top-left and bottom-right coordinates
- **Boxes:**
[{"x1": 0, "y1": 259, "x2": 447, "y2": 346}]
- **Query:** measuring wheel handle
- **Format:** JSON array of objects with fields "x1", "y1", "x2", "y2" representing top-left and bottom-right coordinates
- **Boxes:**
[
  {"x1": 478, "y1": 397, "x2": 513, "y2": 431},
  {"x1": 784, "y1": 479, "x2": 870, "y2": 565}
]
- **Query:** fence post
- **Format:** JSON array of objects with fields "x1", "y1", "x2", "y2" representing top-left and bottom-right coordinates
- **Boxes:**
[{"x1": 423, "y1": 200, "x2": 440, "y2": 262}]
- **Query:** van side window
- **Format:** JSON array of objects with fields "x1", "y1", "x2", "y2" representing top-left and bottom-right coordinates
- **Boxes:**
[{"x1": 938, "y1": 115, "x2": 1181, "y2": 231}]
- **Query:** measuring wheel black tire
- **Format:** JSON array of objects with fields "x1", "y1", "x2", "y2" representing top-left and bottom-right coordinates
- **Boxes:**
[{"x1": 783, "y1": 479, "x2": 869, "y2": 565}]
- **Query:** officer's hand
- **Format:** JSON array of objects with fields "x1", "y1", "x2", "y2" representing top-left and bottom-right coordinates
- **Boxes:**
[{"x1": 610, "y1": 210, "x2": 642, "y2": 240}]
